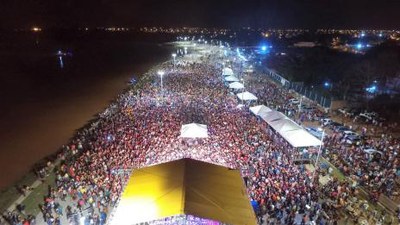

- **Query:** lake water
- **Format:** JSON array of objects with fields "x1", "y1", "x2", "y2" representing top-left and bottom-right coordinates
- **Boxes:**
[{"x1": 0, "y1": 31, "x2": 173, "y2": 188}]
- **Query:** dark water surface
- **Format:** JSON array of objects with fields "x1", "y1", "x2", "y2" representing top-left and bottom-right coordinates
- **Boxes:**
[{"x1": 0, "y1": 32, "x2": 172, "y2": 188}]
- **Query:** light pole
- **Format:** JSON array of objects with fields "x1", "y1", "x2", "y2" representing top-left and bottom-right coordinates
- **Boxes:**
[
  {"x1": 298, "y1": 95, "x2": 304, "y2": 117},
  {"x1": 157, "y1": 70, "x2": 165, "y2": 98},
  {"x1": 172, "y1": 53, "x2": 177, "y2": 69},
  {"x1": 312, "y1": 128, "x2": 325, "y2": 181}
]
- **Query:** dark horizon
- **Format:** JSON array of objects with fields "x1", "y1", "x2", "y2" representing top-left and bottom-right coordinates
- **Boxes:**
[{"x1": 1, "y1": 0, "x2": 400, "y2": 30}]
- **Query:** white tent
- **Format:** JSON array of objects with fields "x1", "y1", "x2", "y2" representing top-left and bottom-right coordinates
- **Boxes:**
[
  {"x1": 280, "y1": 129, "x2": 321, "y2": 147},
  {"x1": 255, "y1": 109, "x2": 322, "y2": 147},
  {"x1": 249, "y1": 105, "x2": 272, "y2": 117},
  {"x1": 228, "y1": 82, "x2": 244, "y2": 89},
  {"x1": 180, "y1": 123, "x2": 208, "y2": 138},
  {"x1": 225, "y1": 76, "x2": 240, "y2": 82},
  {"x1": 236, "y1": 91, "x2": 258, "y2": 101},
  {"x1": 269, "y1": 118, "x2": 302, "y2": 133},
  {"x1": 222, "y1": 67, "x2": 234, "y2": 76},
  {"x1": 259, "y1": 111, "x2": 285, "y2": 123}
]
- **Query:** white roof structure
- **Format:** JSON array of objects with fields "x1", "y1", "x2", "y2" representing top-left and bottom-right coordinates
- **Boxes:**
[
  {"x1": 222, "y1": 67, "x2": 234, "y2": 76},
  {"x1": 236, "y1": 91, "x2": 258, "y2": 101},
  {"x1": 180, "y1": 123, "x2": 208, "y2": 138},
  {"x1": 249, "y1": 105, "x2": 272, "y2": 117},
  {"x1": 269, "y1": 119, "x2": 301, "y2": 133},
  {"x1": 225, "y1": 76, "x2": 240, "y2": 82},
  {"x1": 259, "y1": 111, "x2": 285, "y2": 123},
  {"x1": 281, "y1": 129, "x2": 321, "y2": 147},
  {"x1": 228, "y1": 82, "x2": 244, "y2": 89},
  {"x1": 256, "y1": 110, "x2": 322, "y2": 147}
]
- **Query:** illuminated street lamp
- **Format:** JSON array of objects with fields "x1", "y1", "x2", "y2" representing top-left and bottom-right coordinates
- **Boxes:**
[
  {"x1": 312, "y1": 128, "x2": 325, "y2": 181},
  {"x1": 172, "y1": 53, "x2": 177, "y2": 68},
  {"x1": 157, "y1": 70, "x2": 165, "y2": 97}
]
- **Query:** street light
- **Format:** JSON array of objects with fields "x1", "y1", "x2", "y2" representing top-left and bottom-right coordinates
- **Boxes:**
[
  {"x1": 157, "y1": 70, "x2": 165, "y2": 97},
  {"x1": 312, "y1": 128, "x2": 325, "y2": 181},
  {"x1": 172, "y1": 53, "x2": 177, "y2": 68}
]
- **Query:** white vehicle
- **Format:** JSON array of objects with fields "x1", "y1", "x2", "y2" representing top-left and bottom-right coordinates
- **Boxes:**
[
  {"x1": 338, "y1": 108, "x2": 352, "y2": 116},
  {"x1": 359, "y1": 112, "x2": 374, "y2": 121},
  {"x1": 288, "y1": 98, "x2": 300, "y2": 104},
  {"x1": 321, "y1": 118, "x2": 332, "y2": 126},
  {"x1": 343, "y1": 130, "x2": 359, "y2": 137},
  {"x1": 345, "y1": 135, "x2": 362, "y2": 146}
]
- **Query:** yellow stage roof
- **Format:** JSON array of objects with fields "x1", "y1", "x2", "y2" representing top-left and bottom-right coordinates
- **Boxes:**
[{"x1": 110, "y1": 158, "x2": 257, "y2": 225}]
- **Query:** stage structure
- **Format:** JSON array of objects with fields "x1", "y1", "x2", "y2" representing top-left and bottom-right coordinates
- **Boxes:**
[{"x1": 109, "y1": 158, "x2": 257, "y2": 225}]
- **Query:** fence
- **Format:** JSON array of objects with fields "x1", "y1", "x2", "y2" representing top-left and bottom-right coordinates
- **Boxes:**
[{"x1": 264, "y1": 68, "x2": 332, "y2": 108}]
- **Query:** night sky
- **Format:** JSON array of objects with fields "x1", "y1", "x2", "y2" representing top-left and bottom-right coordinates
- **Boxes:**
[{"x1": 0, "y1": 0, "x2": 399, "y2": 29}]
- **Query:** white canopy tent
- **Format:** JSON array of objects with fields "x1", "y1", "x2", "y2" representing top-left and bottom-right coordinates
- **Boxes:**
[
  {"x1": 280, "y1": 129, "x2": 321, "y2": 147},
  {"x1": 236, "y1": 91, "x2": 258, "y2": 101},
  {"x1": 222, "y1": 67, "x2": 234, "y2": 76},
  {"x1": 259, "y1": 111, "x2": 286, "y2": 123},
  {"x1": 249, "y1": 105, "x2": 273, "y2": 117},
  {"x1": 225, "y1": 76, "x2": 240, "y2": 82},
  {"x1": 256, "y1": 110, "x2": 322, "y2": 147},
  {"x1": 180, "y1": 123, "x2": 209, "y2": 138},
  {"x1": 229, "y1": 82, "x2": 244, "y2": 89},
  {"x1": 269, "y1": 118, "x2": 302, "y2": 133}
]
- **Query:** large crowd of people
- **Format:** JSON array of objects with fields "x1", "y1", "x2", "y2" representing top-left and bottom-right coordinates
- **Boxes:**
[{"x1": 2, "y1": 46, "x2": 399, "y2": 225}]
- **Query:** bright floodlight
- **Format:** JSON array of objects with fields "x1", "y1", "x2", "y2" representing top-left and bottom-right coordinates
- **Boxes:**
[
  {"x1": 261, "y1": 45, "x2": 267, "y2": 51},
  {"x1": 172, "y1": 53, "x2": 177, "y2": 57},
  {"x1": 324, "y1": 82, "x2": 330, "y2": 87},
  {"x1": 356, "y1": 43, "x2": 363, "y2": 49},
  {"x1": 157, "y1": 70, "x2": 165, "y2": 76}
]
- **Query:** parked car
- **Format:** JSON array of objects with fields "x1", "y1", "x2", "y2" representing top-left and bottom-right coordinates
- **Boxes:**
[
  {"x1": 359, "y1": 111, "x2": 378, "y2": 120},
  {"x1": 345, "y1": 135, "x2": 362, "y2": 146},
  {"x1": 305, "y1": 127, "x2": 324, "y2": 139},
  {"x1": 301, "y1": 105, "x2": 315, "y2": 112},
  {"x1": 343, "y1": 130, "x2": 359, "y2": 138},
  {"x1": 329, "y1": 122, "x2": 343, "y2": 130},
  {"x1": 359, "y1": 112, "x2": 373, "y2": 121},
  {"x1": 321, "y1": 118, "x2": 332, "y2": 126},
  {"x1": 338, "y1": 108, "x2": 352, "y2": 116},
  {"x1": 288, "y1": 98, "x2": 300, "y2": 105},
  {"x1": 336, "y1": 126, "x2": 352, "y2": 133}
]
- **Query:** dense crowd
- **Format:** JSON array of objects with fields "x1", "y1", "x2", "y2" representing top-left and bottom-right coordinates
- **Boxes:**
[
  {"x1": 243, "y1": 62, "x2": 400, "y2": 223},
  {"x1": 3, "y1": 47, "x2": 399, "y2": 225}
]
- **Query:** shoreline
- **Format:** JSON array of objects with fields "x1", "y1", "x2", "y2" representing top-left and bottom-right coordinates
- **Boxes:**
[{"x1": 0, "y1": 62, "x2": 165, "y2": 215}]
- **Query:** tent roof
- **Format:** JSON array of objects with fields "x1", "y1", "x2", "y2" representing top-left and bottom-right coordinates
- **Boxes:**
[
  {"x1": 228, "y1": 82, "x2": 244, "y2": 89},
  {"x1": 222, "y1": 67, "x2": 234, "y2": 76},
  {"x1": 257, "y1": 110, "x2": 322, "y2": 147},
  {"x1": 249, "y1": 105, "x2": 272, "y2": 117},
  {"x1": 259, "y1": 111, "x2": 285, "y2": 123},
  {"x1": 269, "y1": 118, "x2": 302, "y2": 133},
  {"x1": 110, "y1": 158, "x2": 257, "y2": 225},
  {"x1": 281, "y1": 129, "x2": 322, "y2": 147},
  {"x1": 224, "y1": 76, "x2": 240, "y2": 82},
  {"x1": 236, "y1": 91, "x2": 258, "y2": 101},
  {"x1": 180, "y1": 123, "x2": 208, "y2": 138}
]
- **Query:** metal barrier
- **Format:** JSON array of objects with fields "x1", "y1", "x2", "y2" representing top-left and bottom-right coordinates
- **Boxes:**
[{"x1": 264, "y1": 68, "x2": 332, "y2": 108}]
